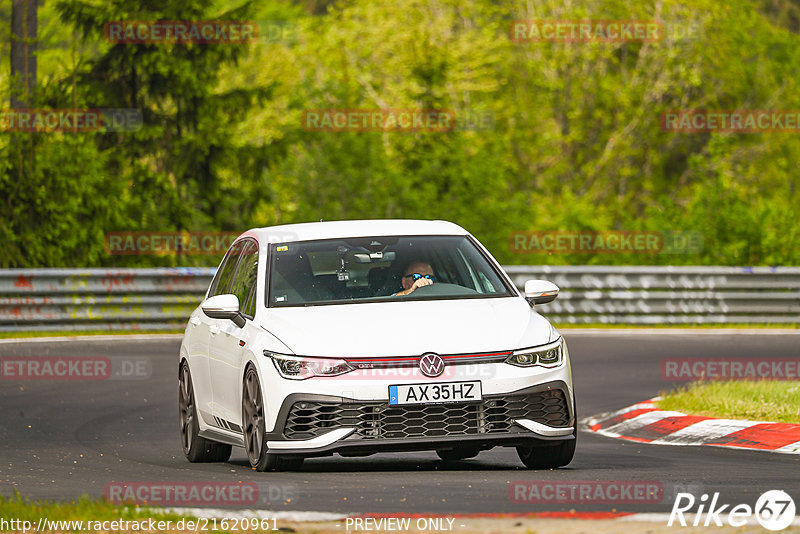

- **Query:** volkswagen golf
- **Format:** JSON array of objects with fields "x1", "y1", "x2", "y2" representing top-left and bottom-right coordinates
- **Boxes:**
[{"x1": 178, "y1": 219, "x2": 576, "y2": 471}]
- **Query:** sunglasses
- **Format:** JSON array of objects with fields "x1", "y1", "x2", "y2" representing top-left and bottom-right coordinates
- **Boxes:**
[{"x1": 403, "y1": 273, "x2": 435, "y2": 282}]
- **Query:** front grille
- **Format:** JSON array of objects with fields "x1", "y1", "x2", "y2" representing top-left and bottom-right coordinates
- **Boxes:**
[{"x1": 283, "y1": 389, "x2": 570, "y2": 440}]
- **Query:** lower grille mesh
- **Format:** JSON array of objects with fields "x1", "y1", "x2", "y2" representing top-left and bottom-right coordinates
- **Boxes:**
[{"x1": 283, "y1": 389, "x2": 570, "y2": 440}]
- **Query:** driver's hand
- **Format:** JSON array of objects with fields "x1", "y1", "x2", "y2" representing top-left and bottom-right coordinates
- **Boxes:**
[{"x1": 411, "y1": 277, "x2": 433, "y2": 291}]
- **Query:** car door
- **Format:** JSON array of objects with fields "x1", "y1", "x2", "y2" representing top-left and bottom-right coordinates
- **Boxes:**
[
  {"x1": 208, "y1": 238, "x2": 259, "y2": 431},
  {"x1": 191, "y1": 241, "x2": 244, "y2": 425}
]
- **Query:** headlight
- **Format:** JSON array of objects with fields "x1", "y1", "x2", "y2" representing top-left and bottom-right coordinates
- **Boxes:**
[
  {"x1": 505, "y1": 340, "x2": 563, "y2": 368},
  {"x1": 265, "y1": 351, "x2": 355, "y2": 380}
]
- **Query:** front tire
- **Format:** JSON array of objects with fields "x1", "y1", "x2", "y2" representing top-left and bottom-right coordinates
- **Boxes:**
[
  {"x1": 242, "y1": 367, "x2": 304, "y2": 472},
  {"x1": 179, "y1": 362, "x2": 232, "y2": 462},
  {"x1": 516, "y1": 399, "x2": 577, "y2": 469}
]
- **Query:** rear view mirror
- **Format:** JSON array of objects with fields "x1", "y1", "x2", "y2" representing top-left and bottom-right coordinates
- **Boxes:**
[
  {"x1": 523, "y1": 280, "x2": 559, "y2": 306},
  {"x1": 353, "y1": 251, "x2": 396, "y2": 263},
  {"x1": 202, "y1": 294, "x2": 246, "y2": 327}
]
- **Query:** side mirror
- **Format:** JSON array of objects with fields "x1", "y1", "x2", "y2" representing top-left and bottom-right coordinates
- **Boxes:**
[
  {"x1": 524, "y1": 280, "x2": 559, "y2": 306},
  {"x1": 202, "y1": 294, "x2": 246, "y2": 328}
]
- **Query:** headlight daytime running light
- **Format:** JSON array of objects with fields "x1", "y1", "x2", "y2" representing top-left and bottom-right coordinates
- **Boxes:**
[
  {"x1": 265, "y1": 351, "x2": 355, "y2": 380},
  {"x1": 505, "y1": 339, "x2": 563, "y2": 368}
]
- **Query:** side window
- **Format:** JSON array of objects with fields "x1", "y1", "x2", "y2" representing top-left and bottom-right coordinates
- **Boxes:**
[
  {"x1": 229, "y1": 240, "x2": 259, "y2": 318},
  {"x1": 208, "y1": 241, "x2": 245, "y2": 297}
]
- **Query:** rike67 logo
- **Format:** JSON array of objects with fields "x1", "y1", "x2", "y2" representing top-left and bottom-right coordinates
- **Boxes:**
[{"x1": 669, "y1": 490, "x2": 796, "y2": 531}]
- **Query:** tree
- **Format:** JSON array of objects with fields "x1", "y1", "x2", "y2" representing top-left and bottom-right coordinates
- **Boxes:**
[{"x1": 10, "y1": 0, "x2": 37, "y2": 107}]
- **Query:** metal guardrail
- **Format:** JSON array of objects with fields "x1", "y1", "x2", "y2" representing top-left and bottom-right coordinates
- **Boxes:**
[
  {"x1": 505, "y1": 266, "x2": 800, "y2": 324},
  {"x1": 0, "y1": 268, "x2": 214, "y2": 332},
  {"x1": 0, "y1": 266, "x2": 798, "y2": 331}
]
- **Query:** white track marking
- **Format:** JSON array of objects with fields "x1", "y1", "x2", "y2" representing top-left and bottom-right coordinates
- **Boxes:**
[
  {"x1": 649, "y1": 419, "x2": 761, "y2": 445},
  {"x1": 594, "y1": 410, "x2": 685, "y2": 439},
  {"x1": 581, "y1": 399, "x2": 658, "y2": 428},
  {"x1": 776, "y1": 440, "x2": 800, "y2": 454}
]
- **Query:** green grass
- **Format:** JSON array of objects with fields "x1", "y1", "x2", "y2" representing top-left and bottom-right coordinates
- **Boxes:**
[
  {"x1": 0, "y1": 493, "x2": 188, "y2": 522},
  {"x1": 657, "y1": 381, "x2": 800, "y2": 423}
]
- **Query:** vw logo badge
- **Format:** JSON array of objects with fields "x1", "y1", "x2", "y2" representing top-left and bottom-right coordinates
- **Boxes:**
[{"x1": 419, "y1": 353, "x2": 445, "y2": 377}]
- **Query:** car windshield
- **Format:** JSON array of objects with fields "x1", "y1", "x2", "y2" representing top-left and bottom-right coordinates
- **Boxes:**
[{"x1": 267, "y1": 235, "x2": 513, "y2": 307}]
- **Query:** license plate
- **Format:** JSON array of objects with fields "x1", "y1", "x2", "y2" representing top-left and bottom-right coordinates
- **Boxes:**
[{"x1": 388, "y1": 381, "x2": 482, "y2": 406}]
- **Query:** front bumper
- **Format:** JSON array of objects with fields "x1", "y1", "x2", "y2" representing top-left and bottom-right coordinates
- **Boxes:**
[{"x1": 263, "y1": 381, "x2": 575, "y2": 457}]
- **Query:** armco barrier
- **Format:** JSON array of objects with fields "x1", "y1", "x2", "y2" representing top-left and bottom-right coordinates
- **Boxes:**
[
  {"x1": 0, "y1": 266, "x2": 798, "y2": 331},
  {"x1": 505, "y1": 266, "x2": 800, "y2": 324},
  {"x1": 0, "y1": 268, "x2": 215, "y2": 332}
]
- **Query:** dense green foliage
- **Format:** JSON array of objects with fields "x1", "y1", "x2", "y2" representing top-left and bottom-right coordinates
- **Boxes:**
[{"x1": 1, "y1": 0, "x2": 798, "y2": 267}]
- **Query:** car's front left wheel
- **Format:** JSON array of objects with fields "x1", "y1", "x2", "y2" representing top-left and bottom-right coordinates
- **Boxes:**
[
  {"x1": 179, "y1": 362, "x2": 232, "y2": 462},
  {"x1": 242, "y1": 367, "x2": 304, "y2": 472},
  {"x1": 516, "y1": 398, "x2": 577, "y2": 469}
]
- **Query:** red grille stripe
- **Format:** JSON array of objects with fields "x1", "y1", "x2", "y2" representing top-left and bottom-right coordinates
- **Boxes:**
[{"x1": 346, "y1": 350, "x2": 512, "y2": 363}]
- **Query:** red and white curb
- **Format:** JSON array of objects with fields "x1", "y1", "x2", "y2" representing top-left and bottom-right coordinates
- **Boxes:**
[{"x1": 584, "y1": 398, "x2": 800, "y2": 454}]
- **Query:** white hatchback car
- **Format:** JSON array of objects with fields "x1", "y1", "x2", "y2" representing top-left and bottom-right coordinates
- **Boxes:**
[{"x1": 179, "y1": 220, "x2": 576, "y2": 471}]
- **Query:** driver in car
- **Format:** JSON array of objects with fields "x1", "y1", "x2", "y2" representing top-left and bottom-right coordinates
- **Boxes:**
[{"x1": 394, "y1": 260, "x2": 435, "y2": 296}]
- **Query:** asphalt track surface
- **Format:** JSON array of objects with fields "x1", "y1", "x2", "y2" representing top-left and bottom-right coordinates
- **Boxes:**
[{"x1": 1, "y1": 331, "x2": 799, "y2": 515}]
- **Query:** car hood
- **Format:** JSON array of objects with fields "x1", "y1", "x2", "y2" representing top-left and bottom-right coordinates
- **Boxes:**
[{"x1": 259, "y1": 297, "x2": 555, "y2": 357}]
